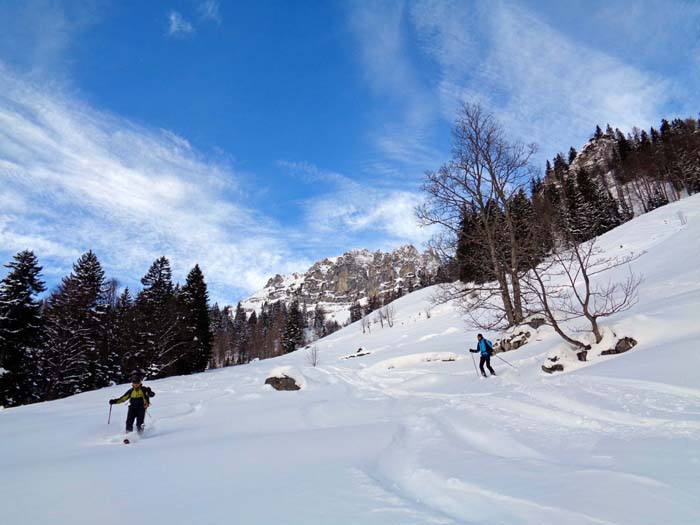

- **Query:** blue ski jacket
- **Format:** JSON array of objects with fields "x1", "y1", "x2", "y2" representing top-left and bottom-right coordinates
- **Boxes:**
[{"x1": 477, "y1": 338, "x2": 493, "y2": 356}]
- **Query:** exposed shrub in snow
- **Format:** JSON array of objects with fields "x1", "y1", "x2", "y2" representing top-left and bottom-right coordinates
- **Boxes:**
[{"x1": 306, "y1": 346, "x2": 319, "y2": 367}]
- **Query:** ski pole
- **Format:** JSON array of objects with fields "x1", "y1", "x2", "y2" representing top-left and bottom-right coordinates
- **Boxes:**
[
  {"x1": 494, "y1": 353, "x2": 517, "y2": 370},
  {"x1": 108, "y1": 404, "x2": 112, "y2": 425},
  {"x1": 469, "y1": 350, "x2": 481, "y2": 378}
]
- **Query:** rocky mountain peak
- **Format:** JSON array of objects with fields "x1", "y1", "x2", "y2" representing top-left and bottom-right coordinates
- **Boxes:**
[{"x1": 241, "y1": 245, "x2": 441, "y2": 322}]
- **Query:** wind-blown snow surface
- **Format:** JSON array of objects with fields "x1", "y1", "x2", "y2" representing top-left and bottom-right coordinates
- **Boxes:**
[{"x1": 2, "y1": 197, "x2": 700, "y2": 524}]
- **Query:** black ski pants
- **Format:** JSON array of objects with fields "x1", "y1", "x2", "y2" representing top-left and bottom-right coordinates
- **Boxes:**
[
  {"x1": 479, "y1": 355, "x2": 495, "y2": 376},
  {"x1": 126, "y1": 405, "x2": 146, "y2": 433}
]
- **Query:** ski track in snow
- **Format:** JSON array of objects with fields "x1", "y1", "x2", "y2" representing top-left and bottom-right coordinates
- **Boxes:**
[{"x1": 2, "y1": 196, "x2": 700, "y2": 524}]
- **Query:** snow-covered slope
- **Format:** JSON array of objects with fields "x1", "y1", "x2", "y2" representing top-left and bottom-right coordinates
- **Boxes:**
[{"x1": 2, "y1": 196, "x2": 700, "y2": 524}]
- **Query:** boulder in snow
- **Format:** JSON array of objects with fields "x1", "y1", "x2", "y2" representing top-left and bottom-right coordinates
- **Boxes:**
[
  {"x1": 265, "y1": 366, "x2": 306, "y2": 391},
  {"x1": 542, "y1": 363, "x2": 565, "y2": 374},
  {"x1": 264, "y1": 375, "x2": 301, "y2": 391},
  {"x1": 496, "y1": 330, "x2": 532, "y2": 352},
  {"x1": 601, "y1": 337, "x2": 638, "y2": 356}
]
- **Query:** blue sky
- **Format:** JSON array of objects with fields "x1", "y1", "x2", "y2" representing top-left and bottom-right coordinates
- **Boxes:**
[{"x1": 1, "y1": 0, "x2": 698, "y2": 305}]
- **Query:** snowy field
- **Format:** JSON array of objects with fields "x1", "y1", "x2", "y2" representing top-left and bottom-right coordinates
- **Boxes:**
[{"x1": 2, "y1": 196, "x2": 700, "y2": 524}]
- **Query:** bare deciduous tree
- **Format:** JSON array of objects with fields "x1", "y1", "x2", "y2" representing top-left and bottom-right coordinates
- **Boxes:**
[
  {"x1": 360, "y1": 315, "x2": 371, "y2": 334},
  {"x1": 523, "y1": 238, "x2": 642, "y2": 348},
  {"x1": 417, "y1": 102, "x2": 537, "y2": 329},
  {"x1": 378, "y1": 304, "x2": 395, "y2": 328}
]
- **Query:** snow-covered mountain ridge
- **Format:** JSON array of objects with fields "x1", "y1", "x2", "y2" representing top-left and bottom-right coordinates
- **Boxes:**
[
  {"x1": 2, "y1": 195, "x2": 700, "y2": 524},
  {"x1": 241, "y1": 244, "x2": 440, "y2": 323}
]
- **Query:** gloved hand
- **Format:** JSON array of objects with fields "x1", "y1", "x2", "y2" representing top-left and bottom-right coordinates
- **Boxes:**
[{"x1": 109, "y1": 399, "x2": 116, "y2": 405}]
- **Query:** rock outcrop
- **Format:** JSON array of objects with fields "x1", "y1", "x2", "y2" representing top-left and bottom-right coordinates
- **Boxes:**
[
  {"x1": 601, "y1": 337, "x2": 638, "y2": 356},
  {"x1": 242, "y1": 245, "x2": 441, "y2": 319},
  {"x1": 496, "y1": 330, "x2": 532, "y2": 352}
]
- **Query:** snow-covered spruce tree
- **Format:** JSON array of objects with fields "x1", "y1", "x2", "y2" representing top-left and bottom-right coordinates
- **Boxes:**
[
  {"x1": 42, "y1": 251, "x2": 110, "y2": 399},
  {"x1": 559, "y1": 173, "x2": 588, "y2": 242},
  {"x1": 96, "y1": 279, "x2": 124, "y2": 386},
  {"x1": 281, "y1": 299, "x2": 304, "y2": 354},
  {"x1": 111, "y1": 287, "x2": 136, "y2": 377},
  {"x1": 0, "y1": 251, "x2": 46, "y2": 407},
  {"x1": 179, "y1": 265, "x2": 212, "y2": 374},
  {"x1": 134, "y1": 256, "x2": 184, "y2": 378}
]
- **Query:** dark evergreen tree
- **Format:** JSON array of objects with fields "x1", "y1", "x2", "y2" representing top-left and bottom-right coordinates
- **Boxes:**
[
  {"x1": 366, "y1": 294, "x2": 381, "y2": 313},
  {"x1": 179, "y1": 265, "x2": 212, "y2": 374},
  {"x1": 594, "y1": 125, "x2": 603, "y2": 140},
  {"x1": 552, "y1": 153, "x2": 569, "y2": 180},
  {"x1": 232, "y1": 302, "x2": 249, "y2": 364},
  {"x1": 507, "y1": 189, "x2": 538, "y2": 270},
  {"x1": 312, "y1": 304, "x2": 327, "y2": 339},
  {"x1": 456, "y1": 208, "x2": 491, "y2": 283},
  {"x1": 560, "y1": 173, "x2": 587, "y2": 242},
  {"x1": 0, "y1": 251, "x2": 46, "y2": 406},
  {"x1": 247, "y1": 310, "x2": 258, "y2": 360},
  {"x1": 568, "y1": 147, "x2": 578, "y2": 164},
  {"x1": 281, "y1": 299, "x2": 304, "y2": 353},
  {"x1": 616, "y1": 129, "x2": 631, "y2": 161},
  {"x1": 349, "y1": 301, "x2": 362, "y2": 323}
]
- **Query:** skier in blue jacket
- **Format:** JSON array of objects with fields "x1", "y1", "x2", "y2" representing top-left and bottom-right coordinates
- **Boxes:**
[{"x1": 470, "y1": 333, "x2": 496, "y2": 377}]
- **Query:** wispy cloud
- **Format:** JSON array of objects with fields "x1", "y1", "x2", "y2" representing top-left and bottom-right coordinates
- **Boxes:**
[
  {"x1": 349, "y1": 0, "x2": 695, "y2": 165},
  {"x1": 0, "y1": 65, "x2": 308, "y2": 303},
  {"x1": 198, "y1": 0, "x2": 222, "y2": 24},
  {"x1": 347, "y1": 2, "x2": 442, "y2": 170},
  {"x1": 278, "y1": 161, "x2": 434, "y2": 251},
  {"x1": 168, "y1": 11, "x2": 194, "y2": 37},
  {"x1": 0, "y1": 0, "x2": 104, "y2": 76},
  {"x1": 410, "y1": 1, "x2": 674, "y2": 156}
]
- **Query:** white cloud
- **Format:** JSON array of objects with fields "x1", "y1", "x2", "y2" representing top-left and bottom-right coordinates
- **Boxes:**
[
  {"x1": 0, "y1": 0, "x2": 104, "y2": 75},
  {"x1": 347, "y1": 2, "x2": 441, "y2": 169},
  {"x1": 0, "y1": 65, "x2": 308, "y2": 303},
  {"x1": 409, "y1": 0, "x2": 677, "y2": 158},
  {"x1": 198, "y1": 0, "x2": 222, "y2": 24},
  {"x1": 350, "y1": 0, "x2": 688, "y2": 166},
  {"x1": 278, "y1": 161, "x2": 434, "y2": 251},
  {"x1": 168, "y1": 11, "x2": 194, "y2": 37}
]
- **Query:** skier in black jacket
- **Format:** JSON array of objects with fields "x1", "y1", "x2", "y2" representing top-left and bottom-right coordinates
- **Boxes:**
[{"x1": 109, "y1": 373, "x2": 155, "y2": 434}]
